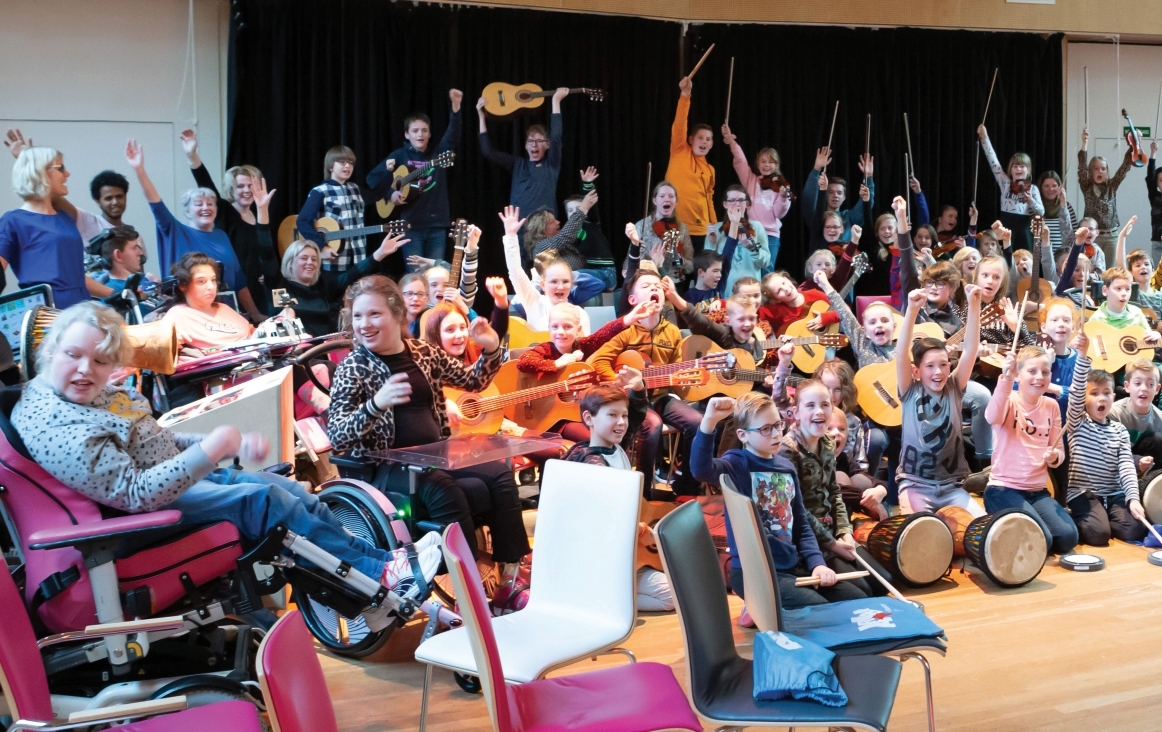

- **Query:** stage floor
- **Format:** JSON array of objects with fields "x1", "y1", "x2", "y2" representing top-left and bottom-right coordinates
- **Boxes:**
[{"x1": 319, "y1": 539, "x2": 1162, "y2": 731}]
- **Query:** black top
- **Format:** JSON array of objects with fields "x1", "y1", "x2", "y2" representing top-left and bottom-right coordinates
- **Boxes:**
[
  {"x1": 367, "y1": 110, "x2": 462, "y2": 230},
  {"x1": 375, "y1": 349, "x2": 442, "y2": 447}
]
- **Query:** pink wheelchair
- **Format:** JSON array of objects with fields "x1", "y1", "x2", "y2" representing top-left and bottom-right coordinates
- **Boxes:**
[{"x1": 0, "y1": 388, "x2": 454, "y2": 719}]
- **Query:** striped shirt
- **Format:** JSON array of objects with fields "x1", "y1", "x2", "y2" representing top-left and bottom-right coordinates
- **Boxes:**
[{"x1": 1064, "y1": 356, "x2": 1140, "y2": 503}]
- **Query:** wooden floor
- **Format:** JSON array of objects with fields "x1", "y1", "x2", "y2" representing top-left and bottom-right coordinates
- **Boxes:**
[{"x1": 318, "y1": 540, "x2": 1162, "y2": 731}]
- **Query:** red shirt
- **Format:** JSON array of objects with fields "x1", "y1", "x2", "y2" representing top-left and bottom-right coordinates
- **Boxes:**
[{"x1": 758, "y1": 289, "x2": 839, "y2": 336}]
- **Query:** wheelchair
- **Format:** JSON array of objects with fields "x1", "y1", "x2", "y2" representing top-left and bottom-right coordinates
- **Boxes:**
[{"x1": 0, "y1": 387, "x2": 454, "y2": 720}]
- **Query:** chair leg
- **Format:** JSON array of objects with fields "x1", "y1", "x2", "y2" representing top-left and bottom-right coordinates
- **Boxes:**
[
  {"x1": 900, "y1": 652, "x2": 935, "y2": 732},
  {"x1": 419, "y1": 664, "x2": 433, "y2": 732},
  {"x1": 604, "y1": 647, "x2": 636, "y2": 663}
]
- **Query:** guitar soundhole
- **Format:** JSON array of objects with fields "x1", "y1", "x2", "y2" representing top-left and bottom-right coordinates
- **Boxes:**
[
  {"x1": 1121, "y1": 336, "x2": 1140, "y2": 355},
  {"x1": 515, "y1": 90, "x2": 533, "y2": 102},
  {"x1": 559, "y1": 392, "x2": 578, "y2": 404},
  {"x1": 719, "y1": 369, "x2": 738, "y2": 385},
  {"x1": 459, "y1": 396, "x2": 482, "y2": 422}
]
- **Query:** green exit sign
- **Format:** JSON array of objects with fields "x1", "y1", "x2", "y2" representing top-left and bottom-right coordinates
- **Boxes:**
[{"x1": 1124, "y1": 125, "x2": 1151, "y2": 138}]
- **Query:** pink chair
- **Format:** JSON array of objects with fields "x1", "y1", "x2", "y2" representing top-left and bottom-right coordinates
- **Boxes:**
[
  {"x1": 439, "y1": 522, "x2": 701, "y2": 732},
  {"x1": 257, "y1": 610, "x2": 339, "y2": 732},
  {"x1": 0, "y1": 557, "x2": 262, "y2": 732}
]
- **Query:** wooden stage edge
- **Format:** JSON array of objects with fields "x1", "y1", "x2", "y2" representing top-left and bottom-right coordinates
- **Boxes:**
[{"x1": 320, "y1": 540, "x2": 1162, "y2": 731}]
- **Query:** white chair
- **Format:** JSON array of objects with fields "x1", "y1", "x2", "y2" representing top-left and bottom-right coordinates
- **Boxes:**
[
  {"x1": 583, "y1": 305, "x2": 616, "y2": 331},
  {"x1": 415, "y1": 459, "x2": 642, "y2": 730}
]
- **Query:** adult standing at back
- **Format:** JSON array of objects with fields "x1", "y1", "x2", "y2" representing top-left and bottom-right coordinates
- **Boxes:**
[
  {"x1": 478, "y1": 87, "x2": 568, "y2": 266},
  {"x1": 370, "y1": 89, "x2": 463, "y2": 271},
  {"x1": 180, "y1": 129, "x2": 273, "y2": 314},
  {"x1": 665, "y1": 75, "x2": 716, "y2": 254}
]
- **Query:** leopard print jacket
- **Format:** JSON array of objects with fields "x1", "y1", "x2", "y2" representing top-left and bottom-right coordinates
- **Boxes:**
[{"x1": 326, "y1": 339, "x2": 503, "y2": 455}]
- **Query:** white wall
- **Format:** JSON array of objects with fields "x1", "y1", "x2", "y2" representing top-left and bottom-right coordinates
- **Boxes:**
[
  {"x1": 0, "y1": 0, "x2": 228, "y2": 279},
  {"x1": 1065, "y1": 42, "x2": 1162, "y2": 248}
]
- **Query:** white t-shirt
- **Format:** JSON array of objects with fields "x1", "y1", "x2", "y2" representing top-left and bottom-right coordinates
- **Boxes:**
[
  {"x1": 602, "y1": 445, "x2": 632, "y2": 470},
  {"x1": 75, "y1": 209, "x2": 113, "y2": 246}
]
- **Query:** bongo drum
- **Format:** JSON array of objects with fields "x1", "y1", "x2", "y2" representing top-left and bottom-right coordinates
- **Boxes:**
[
  {"x1": 851, "y1": 519, "x2": 876, "y2": 547},
  {"x1": 1139, "y1": 468, "x2": 1162, "y2": 525},
  {"x1": 19, "y1": 305, "x2": 56, "y2": 380},
  {"x1": 963, "y1": 508, "x2": 1048, "y2": 588},
  {"x1": 865, "y1": 513, "x2": 954, "y2": 587},
  {"x1": 935, "y1": 506, "x2": 975, "y2": 557}
]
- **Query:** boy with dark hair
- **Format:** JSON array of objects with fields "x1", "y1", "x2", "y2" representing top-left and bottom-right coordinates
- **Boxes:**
[
  {"x1": 296, "y1": 144, "x2": 367, "y2": 273},
  {"x1": 563, "y1": 175, "x2": 617, "y2": 291},
  {"x1": 368, "y1": 89, "x2": 463, "y2": 270},
  {"x1": 685, "y1": 250, "x2": 725, "y2": 305},
  {"x1": 802, "y1": 146, "x2": 874, "y2": 250},
  {"x1": 665, "y1": 76, "x2": 716, "y2": 252}
]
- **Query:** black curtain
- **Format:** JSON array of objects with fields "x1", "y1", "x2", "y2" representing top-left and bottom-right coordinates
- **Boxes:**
[{"x1": 229, "y1": 0, "x2": 1062, "y2": 303}]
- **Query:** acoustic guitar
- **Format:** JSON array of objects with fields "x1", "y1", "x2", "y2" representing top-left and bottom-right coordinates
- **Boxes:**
[
  {"x1": 506, "y1": 317, "x2": 551, "y2": 350},
  {"x1": 445, "y1": 361, "x2": 598, "y2": 436},
  {"x1": 613, "y1": 350, "x2": 734, "y2": 390},
  {"x1": 677, "y1": 334, "x2": 849, "y2": 401},
  {"x1": 1084, "y1": 320, "x2": 1160, "y2": 373},
  {"x1": 1016, "y1": 215, "x2": 1054, "y2": 329},
  {"x1": 783, "y1": 301, "x2": 840, "y2": 373},
  {"x1": 636, "y1": 500, "x2": 678, "y2": 572},
  {"x1": 276, "y1": 216, "x2": 409, "y2": 258},
  {"x1": 374, "y1": 150, "x2": 456, "y2": 218},
  {"x1": 481, "y1": 82, "x2": 605, "y2": 117}
]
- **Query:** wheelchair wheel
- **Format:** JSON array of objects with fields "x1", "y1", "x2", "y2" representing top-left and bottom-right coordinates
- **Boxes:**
[
  {"x1": 297, "y1": 484, "x2": 398, "y2": 657},
  {"x1": 454, "y1": 671, "x2": 482, "y2": 694},
  {"x1": 152, "y1": 675, "x2": 270, "y2": 731}
]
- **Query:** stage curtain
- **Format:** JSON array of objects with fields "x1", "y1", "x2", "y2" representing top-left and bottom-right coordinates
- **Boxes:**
[{"x1": 229, "y1": 0, "x2": 1062, "y2": 301}]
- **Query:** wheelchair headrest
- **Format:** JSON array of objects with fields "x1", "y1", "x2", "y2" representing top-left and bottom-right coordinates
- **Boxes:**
[{"x1": 0, "y1": 386, "x2": 34, "y2": 460}]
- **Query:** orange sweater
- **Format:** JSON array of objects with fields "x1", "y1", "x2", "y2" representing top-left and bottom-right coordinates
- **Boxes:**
[{"x1": 664, "y1": 95, "x2": 716, "y2": 236}]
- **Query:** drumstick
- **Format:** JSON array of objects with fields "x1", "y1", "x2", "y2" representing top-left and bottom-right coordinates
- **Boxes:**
[
  {"x1": 1139, "y1": 515, "x2": 1162, "y2": 546},
  {"x1": 795, "y1": 570, "x2": 869, "y2": 587},
  {"x1": 1084, "y1": 67, "x2": 1089, "y2": 129},
  {"x1": 851, "y1": 551, "x2": 910, "y2": 603},
  {"x1": 724, "y1": 57, "x2": 735, "y2": 125},
  {"x1": 687, "y1": 43, "x2": 715, "y2": 80},
  {"x1": 981, "y1": 67, "x2": 999, "y2": 128}
]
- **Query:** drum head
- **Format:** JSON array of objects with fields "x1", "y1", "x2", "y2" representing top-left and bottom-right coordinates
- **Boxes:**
[
  {"x1": 983, "y1": 512, "x2": 1048, "y2": 587},
  {"x1": 1142, "y1": 472, "x2": 1162, "y2": 525},
  {"x1": 1149, "y1": 550, "x2": 1162, "y2": 567},
  {"x1": 1060, "y1": 553, "x2": 1106, "y2": 572},
  {"x1": 936, "y1": 506, "x2": 975, "y2": 556},
  {"x1": 895, "y1": 515, "x2": 954, "y2": 586}
]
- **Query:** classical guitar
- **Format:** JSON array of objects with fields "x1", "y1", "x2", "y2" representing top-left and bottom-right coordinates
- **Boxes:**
[
  {"x1": 276, "y1": 216, "x2": 409, "y2": 257},
  {"x1": 445, "y1": 361, "x2": 598, "y2": 436},
  {"x1": 506, "y1": 316, "x2": 551, "y2": 350},
  {"x1": 1016, "y1": 215, "x2": 1054, "y2": 328},
  {"x1": 1084, "y1": 320, "x2": 1160, "y2": 373},
  {"x1": 613, "y1": 349, "x2": 735, "y2": 390},
  {"x1": 481, "y1": 82, "x2": 605, "y2": 117},
  {"x1": 374, "y1": 150, "x2": 456, "y2": 218},
  {"x1": 856, "y1": 305, "x2": 1004, "y2": 426},
  {"x1": 783, "y1": 302, "x2": 840, "y2": 374},
  {"x1": 838, "y1": 252, "x2": 870, "y2": 300}
]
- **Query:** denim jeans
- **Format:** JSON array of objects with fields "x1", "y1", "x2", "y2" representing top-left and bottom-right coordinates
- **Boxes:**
[
  {"x1": 577, "y1": 267, "x2": 618, "y2": 293},
  {"x1": 402, "y1": 227, "x2": 449, "y2": 271},
  {"x1": 167, "y1": 468, "x2": 389, "y2": 579},
  {"x1": 984, "y1": 485, "x2": 1079, "y2": 555},
  {"x1": 963, "y1": 380, "x2": 993, "y2": 459},
  {"x1": 761, "y1": 235, "x2": 781, "y2": 276}
]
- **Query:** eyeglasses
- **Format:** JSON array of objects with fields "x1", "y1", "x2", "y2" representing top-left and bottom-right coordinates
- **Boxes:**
[
  {"x1": 744, "y1": 422, "x2": 785, "y2": 437},
  {"x1": 527, "y1": 138, "x2": 549, "y2": 146},
  {"x1": 823, "y1": 225, "x2": 844, "y2": 232},
  {"x1": 402, "y1": 291, "x2": 428, "y2": 299},
  {"x1": 725, "y1": 198, "x2": 748, "y2": 204},
  {"x1": 923, "y1": 280, "x2": 952, "y2": 289},
  {"x1": 49, "y1": 163, "x2": 67, "y2": 174}
]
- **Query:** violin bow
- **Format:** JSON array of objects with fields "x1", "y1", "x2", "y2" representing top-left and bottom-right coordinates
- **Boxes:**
[
  {"x1": 981, "y1": 67, "x2": 998, "y2": 128},
  {"x1": 824, "y1": 100, "x2": 839, "y2": 172},
  {"x1": 724, "y1": 57, "x2": 735, "y2": 126},
  {"x1": 1084, "y1": 66, "x2": 1090, "y2": 130},
  {"x1": 1155, "y1": 79, "x2": 1161, "y2": 144},
  {"x1": 903, "y1": 112, "x2": 915, "y2": 184},
  {"x1": 643, "y1": 161, "x2": 652, "y2": 227},
  {"x1": 864, "y1": 113, "x2": 871, "y2": 186}
]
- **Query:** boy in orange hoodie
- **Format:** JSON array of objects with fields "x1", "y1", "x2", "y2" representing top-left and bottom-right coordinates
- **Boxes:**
[{"x1": 665, "y1": 75, "x2": 716, "y2": 254}]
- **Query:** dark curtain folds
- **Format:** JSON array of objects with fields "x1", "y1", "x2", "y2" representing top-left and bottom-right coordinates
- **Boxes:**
[{"x1": 229, "y1": 1, "x2": 1062, "y2": 303}]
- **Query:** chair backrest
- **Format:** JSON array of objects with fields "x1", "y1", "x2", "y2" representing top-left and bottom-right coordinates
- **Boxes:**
[
  {"x1": 0, "y1": 387, "x2": 102, "y2": 631},
  {"x1": 0, "y1": 561, "x2": 54, "y2": 722},
  {"x1": 256, "y1": 610, "x2": 338, "y2": 732},
  {"x1": 442, "y1": 522, "x2": 513, "y2": 732},
  {"x1": 855, "y1": 295, "x2": 892, "y2": 321},
  {"x1": 525, "y1": 460, "x2": 641, "y2": 632},
  {"x1": 655, "y1": 500, "x2": 742, "y2": 710},
  {"x1": 584, "y1": 305, "x2": 616, "y2": 332},
  {"x1": 720, "y1": 475, "x2": 784, "y2": 632}
]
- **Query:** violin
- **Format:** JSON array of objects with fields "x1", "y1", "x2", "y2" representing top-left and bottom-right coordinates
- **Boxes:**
[
  {"x1": 759, "y1": 173, "x2": 796, "y2": 199},
  {"x1": 1010, "y1": 179, "x2": 1031, "y2": 196},
  {"x1": 652, "y1": 218, "x2": 680, "y2": 238},
  {"x1": 1122, "y1": 109, "x2": 1150, "y2": 168}
]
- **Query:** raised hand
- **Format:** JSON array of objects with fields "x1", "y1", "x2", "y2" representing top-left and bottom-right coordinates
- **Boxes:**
[
  {"x1": 720, "y1": 124, "x2": 736, "y2": 146},
  {"x1": 1153, "y1": 140, "x2": 1159, "y2": 158},
  {"x1": 858, "y1": 153, "x2": 874, "y2": 178},
  {"x1": 907, "y1": 288, "x2": 927, "y2": 309},
  {"x1": 485, "y1": 276, "x2": 508, "y2": 308},
  {"x1": 776, "y1": 340, "x2": 795, "y2": 368},
  {"x1": 465, "y1": 224, "x2": 482, "y2": 253},
  {"x1": 374, "y1": 233, "x2": 410, "y2": 261},
  {"x1": 499, "y1": 206, "x2": 526, "y2": 237},
  {"x1": 977, "y1": 124, "x2": 988, "y2": 141},
  {"x1": 624, "y1": 221, "x2": 641, "y2": 245},
  {"x1": 1071, "y1": 328, "x2": 1089, "y2": 353},
  {"x1": 553, "y1": 87, "x2": 570, "y2": 103},
  {"x1": 469, "y1": 316, "x2": 501, "y2": 352},
  {"x1": 476, "y1": 96, "x2": 487, "y2": 113},
  {"x1": 4, "y1": 128, "x2": 31, "y2": 158},
  {"x1": 706, "y1": 396, "x2": 735, "y2": 422},
  {"x1": 992, "y1": 221, "x2": 1012, "y2": 247},
  {"x1": 1001, "y1": 297, "x2": 1020, "y2": 332},
  {"x1": 580, "y1": 166, "x2": 599, "y2": 183},
  {"x1": 964, "y1": 283, "x2": 982, "y2": 303},
  {"x1": 449, "y1": 88, "x2": 463, "y2": 111},
  {"x1": 814, "y1": 146, "x2": 832, "y2": 171},
  {"x1": 1000, "y1": 350, "x2": 1017, "y2": 379},
  {"x1": 252, "y1": 177, "x2": 276, "y2": 209},
  {"x1": 580, "y1": 188, "x2": 599, "y2": 213},
  {"x1": 818, "y1": 172, "x2": 829, "y2": 191},
  {"x1": 617, "y1": 365, "x2": 645, "y2": 392},
  {"x1": 179, "y1": 128, "x2": 198, "y2": 157},
  {"x1": 814, "y1": 269, "x2": 834, "y2": 293},
  {"x1": 859, "y1": 183, "x2": 871, "y2": 202},
  {"x1": 1120, "y1": 215, "x2": 1138, "y2": 240},
  {"x1": 678, "y1": 76, "x2": 692, "y2": 97},
  {"x1": 969, "y1": 203, "x2": 979, "y2": 227},
  {"x1": 125, "y1": 139, "x2": 144, "y2": 169},
  {"x1": 1081, "y1": 127, "x2": 1090, "y2": 147},
  {"x1": 373, "y1": 373, "x2": 413, "y2": 410},
  {"x1": 909, "y1": 175, "x2": 922, "y2": 193},
  {"x1": 850, "y1": 224, "x2": 862, "y2": 244},
  {"x1": 406, "y1": 255, "x2": 435, "y2": 270}
]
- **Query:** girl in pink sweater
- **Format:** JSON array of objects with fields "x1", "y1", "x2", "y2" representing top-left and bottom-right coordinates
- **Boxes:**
[
  {"x1": 721, "y1": 124, "x2": 792, "y2": 273},
  {"x1": 983, "y1": 345, "x2": 1079, "y2": 554}
]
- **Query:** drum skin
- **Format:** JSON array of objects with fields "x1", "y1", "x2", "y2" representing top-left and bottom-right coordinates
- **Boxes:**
[
  {"x1": 1140, "y1": 469, "x2": 1162, "y2": 525},
  {"x1": 866, "y1": 513, "x2": 954, "y2": 587},
  {"x1": 936, "y1": 506, "x2": 975, "y2": 557},
  {"x1": 963, "y1": 508, "x2": 1048, "y2": 588}
]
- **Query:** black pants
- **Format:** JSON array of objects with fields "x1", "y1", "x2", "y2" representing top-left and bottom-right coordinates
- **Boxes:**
[
  {"x1": 1067, "y1": 492, "x2": 1147, "y2": 547},
  {"x1": 373, "y1": 459, "x2": 530, "y2": 562},
  {"x1": 730, "y1": 560, "x2": 868, "y2": 610},
  {"x1": 689, "y1": 234, "x2": 706, "y2": 255}
]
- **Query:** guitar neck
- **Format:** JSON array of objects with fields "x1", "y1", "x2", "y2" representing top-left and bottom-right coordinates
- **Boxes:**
[
  {"x1": 448, "y1": 226, "x2": 467, "y2": 290},
  {"x1": 528, "y1": 87, "x2": 590, "y2": 99},
  {"x1": 641, "y1": 359, "x2": 712, "y2": 377},
  {"x1": 759, "y1": 335, "x2": 827, "y2": 349},
  {"x1": 320, "y1": 224, "x2": 393, "y2": 241},
  {"x1": 473, "y1": 380, "x2": 572, "y2": 412},
  {"x1": 838, "y1": 270, "x2": 863, "y2": 300}
]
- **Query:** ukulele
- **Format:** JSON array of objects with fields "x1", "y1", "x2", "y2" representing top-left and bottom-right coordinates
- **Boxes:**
[
  {"x1": 1016, "y1": 215, "x2": 1054, "y2": 328},
  {"x1": 275, "y1": 216, "x2": 409, "y2": 258},
  {"x1": 677, "y1": 334, "x2": 848, "y2": 401},
  {"x1": 444, "y1": 361, "x2": 598, "y2": 436},
  {"x1": 374, "y1": 150, "x2": 456, "y2": 218},
  {"x1": 480, "y1": 82, "x2": 605, "y2": 117},
  {"x1": 855, "y1": 304, "x2": 1005, "y2": 426},
  {"x1": 1084, "y1": 320, "x2": 1160, "y2": 372},
  {"x1": 613, "y1": 350, "x2": 735, "y2": 390}
]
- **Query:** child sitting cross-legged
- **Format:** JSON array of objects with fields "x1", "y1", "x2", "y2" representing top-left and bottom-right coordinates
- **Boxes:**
[
  {"x1": 1063, "y1": 333, "x2": 1149, "y2": 546},
  {"x1": 693, "y1": 392, "x2": 862, "y2": 609}
]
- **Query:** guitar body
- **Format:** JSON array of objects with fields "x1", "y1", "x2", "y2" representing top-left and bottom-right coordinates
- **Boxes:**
[
  {"x1": 275, "y1": 215, "x2": 343, "y2": 256},
  {"x1": 492, "y1": 361, "x2": 595, "y2": 432},
  {"x1": 507, "y1": 317, "x2": 551, "y2": 349},
  {"x1": 1016, "y1": 278, "x2": 1054, "y2": 329},
  {"x1": 784, "y1": 301, "x2": 837, "y2": 373},
  {"x1": 1085, "y1": 320, "x2": 1153, "y2": 372},
  {"x1": 675, "y1": 335, "x2": 758, "y2": 401},
  {"x1": 443, "y1": 383, "x2": 504, "y2": 437},
  {"x1": 853, "y1": 361, "x2": 904, "y2": 427},
  {"x1": 892, "y1": 319, "x2": 946, "y2": 344},
  {"x1": 374, "y1": 164, "x2": 415, "y2": 218},
  {"x1": 482, "y1": 82, "x2": 547, "y2": 117}
]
